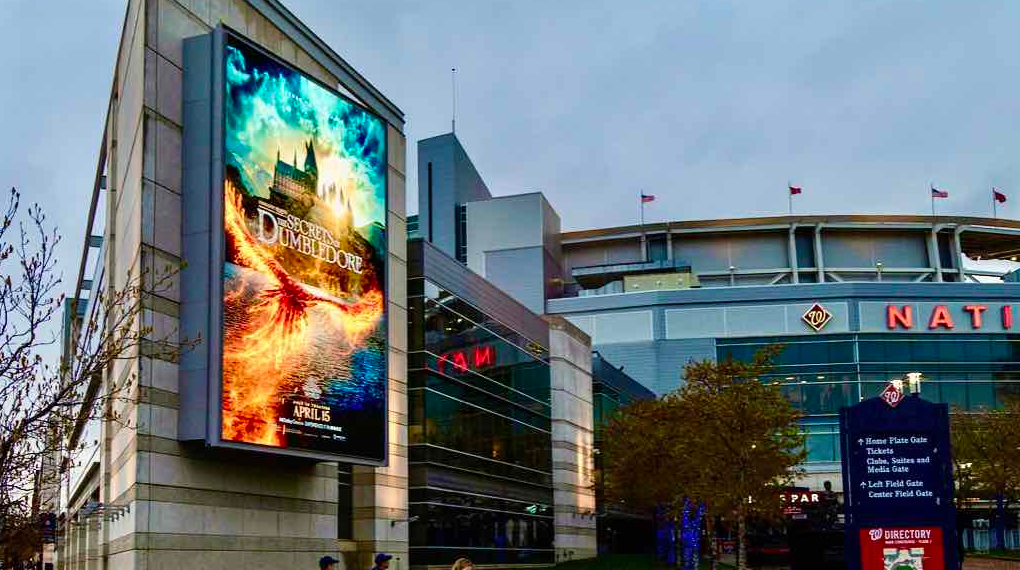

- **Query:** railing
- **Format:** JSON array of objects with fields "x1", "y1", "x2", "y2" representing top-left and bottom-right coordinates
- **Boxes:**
[{"x1": 966, "y1": 528, "x2": 1020, "y2": 551}]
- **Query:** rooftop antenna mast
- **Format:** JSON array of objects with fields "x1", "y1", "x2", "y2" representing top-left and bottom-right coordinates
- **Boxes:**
[{"x1": 451, "y1": 67, "x2": 457, "y2": 134}]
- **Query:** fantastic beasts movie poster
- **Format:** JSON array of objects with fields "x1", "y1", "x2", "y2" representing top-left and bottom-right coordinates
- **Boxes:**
[{"x1": 220, "y1": 36, "x2": 387, "y2": 460}]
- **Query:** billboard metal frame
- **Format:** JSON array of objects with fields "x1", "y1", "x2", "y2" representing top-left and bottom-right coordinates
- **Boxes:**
[{"x1": 181, "y1": 25, "x2": 389, "y2": 466}]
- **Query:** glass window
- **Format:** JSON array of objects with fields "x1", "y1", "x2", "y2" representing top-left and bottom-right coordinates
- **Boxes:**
[
  {"x1": 858, "y1": 341, "x2": 884, "y2": 363},
  {"x1": 964, "y1": 340, "x2": 993, "y2": 363},
  {"x1": 912, "y1": 341, "x2": 940, "y2": 362},
  {"x1": 937, "y1": 383, "x2": 967, "y2": 411},
  {"x1": 803, "y1": 383, "x2": 854, "y2": 415},
  {"x1": 967, "y1": 383, "x2": 995, "y2": 411},
  {"x1": 805, "y1": 433, "x2": 837, "y2": 463}
]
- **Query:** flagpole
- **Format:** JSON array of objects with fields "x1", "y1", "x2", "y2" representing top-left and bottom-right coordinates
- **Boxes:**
[
  {"x1": 993, "y1": 189, "x2": 998, "y2": 218},
  {"x1": 639, "y1": 191, "x2": 646, "y2": 261},
  {"x1": 930, "y1": 182, "x2": 936, "y2": 217},
  {"x1": 788, "y1": 181, "x2": 792, "y2": 215}
]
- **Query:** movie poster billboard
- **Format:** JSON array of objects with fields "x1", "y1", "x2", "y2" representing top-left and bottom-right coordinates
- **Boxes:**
[{"x1": 219, "y1": 35, "x2": 387, "y2": 461}]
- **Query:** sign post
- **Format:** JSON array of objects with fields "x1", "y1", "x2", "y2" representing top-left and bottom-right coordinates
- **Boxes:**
[{"x1": 840, "y1": 385, "x2": 957, "y2": 570}]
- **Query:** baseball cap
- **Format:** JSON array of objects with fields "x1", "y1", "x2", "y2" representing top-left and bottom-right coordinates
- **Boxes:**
[
  {"x1": 319, "y1": 555, "x2": 340, "y2": 569},
  {"x1": 375, "y1": 553, "x2": 393, "y2": 564}
]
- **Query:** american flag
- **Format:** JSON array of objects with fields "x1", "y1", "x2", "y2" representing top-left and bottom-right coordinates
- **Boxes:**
[
  {"x1": 641, "y1": 193, "x2": 656, "y2": 203},
  {"x1": 930, "y1": 186, "x2": 949, "y2": 199}
]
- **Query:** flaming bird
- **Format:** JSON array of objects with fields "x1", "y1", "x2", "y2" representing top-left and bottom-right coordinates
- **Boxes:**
[{"x1": 221, "y1": 180, "x2": 383, "y2": 446}]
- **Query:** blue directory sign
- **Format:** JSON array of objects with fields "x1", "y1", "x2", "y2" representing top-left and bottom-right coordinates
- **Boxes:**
[{"x1": 840, "y1": 390, "x2": 957, "y2": 570}]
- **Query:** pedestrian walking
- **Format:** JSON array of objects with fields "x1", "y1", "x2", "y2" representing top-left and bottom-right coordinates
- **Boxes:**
[{"x1": 451, "y1": 558, "x2": 473, "y2": 570}]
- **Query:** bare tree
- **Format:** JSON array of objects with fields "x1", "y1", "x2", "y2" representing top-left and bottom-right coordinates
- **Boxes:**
[{"x1": 0, "y1": 187, "x2": 187, "y2": 565}]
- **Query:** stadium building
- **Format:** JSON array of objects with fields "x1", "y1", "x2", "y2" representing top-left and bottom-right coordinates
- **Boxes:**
[{"x1": 413, "y1": 132, "x2": 1020, "y2": 501}]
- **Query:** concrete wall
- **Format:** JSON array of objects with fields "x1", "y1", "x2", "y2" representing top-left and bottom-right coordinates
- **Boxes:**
[
  {"x1": 71, "y1": 1, "x2": 408, "y2": 569},
  {"x1": 544, "y1": 316, "x2": 597, "y2": 563}
]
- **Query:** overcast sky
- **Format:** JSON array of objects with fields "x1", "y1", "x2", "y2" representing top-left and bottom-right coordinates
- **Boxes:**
[{"x1": 2, "y1": 0, "x2": 1020, "y2": 310}]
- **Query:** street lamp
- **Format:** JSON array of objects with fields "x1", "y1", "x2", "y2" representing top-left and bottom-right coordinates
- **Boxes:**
[{"x1": 906, "y1": 372, "x2": 923, "y2": 396}]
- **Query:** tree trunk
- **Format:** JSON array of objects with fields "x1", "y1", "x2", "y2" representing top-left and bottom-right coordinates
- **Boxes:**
[
  {"x1": 995, "y1": 492, "x2": 1006, "y2": 551},
  {"x1": 737, "y1": 508, "x2": 748, "y2": 570},
  {"x1": 674, "y1": 516, "x2": 682, "y2": 569}
]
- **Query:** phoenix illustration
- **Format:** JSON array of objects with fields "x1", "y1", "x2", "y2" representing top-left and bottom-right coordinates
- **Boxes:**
[{"x1": 221, "y1": 180, "x2": 384, "y2": 446}]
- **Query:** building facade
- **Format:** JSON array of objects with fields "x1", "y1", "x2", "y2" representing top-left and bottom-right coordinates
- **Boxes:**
[
  {"x1": 411, "y1": 131, "x2": 1020, "y2": 496},
  {"x1": 406, "y1": 240, "x2": 597, "y2": 567},
  {"x1": 548, "y1": 218, "x2": 1020, "y2": 490},
  {"x1": 57, "y1": 1, "x2": 408, "y2": 569}
]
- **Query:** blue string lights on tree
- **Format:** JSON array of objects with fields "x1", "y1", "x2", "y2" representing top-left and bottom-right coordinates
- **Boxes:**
[{"x1": 681, "y1": 498, "x2": 706, "y2": 570}]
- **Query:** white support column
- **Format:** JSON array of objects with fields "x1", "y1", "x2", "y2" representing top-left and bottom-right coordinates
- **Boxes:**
[
  {"x1": 928, "y1": 226, "x2": 943, "y2": 282},
  {"x1": 814, "y1": 225, "x2": 825, "y2": 283},
  {"x1": 954, "y1": 226, "x2": 967, "y2": 283},
  {"x1": 788, "y1": 224, "x2": 799, "y2": 284}
]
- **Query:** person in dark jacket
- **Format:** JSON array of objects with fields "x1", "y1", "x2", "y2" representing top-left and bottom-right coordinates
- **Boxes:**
[
  {"x1": 319, "y1": 556, "x2": 339, "y2": 570},
  {"x1": 371, "y1": 553, "x2": 392, "y2": 570}
]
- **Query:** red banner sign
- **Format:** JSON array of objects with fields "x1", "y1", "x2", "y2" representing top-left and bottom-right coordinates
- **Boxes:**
[{"x1": 859, "y1": 527, "x2": 944, "y2": 570}]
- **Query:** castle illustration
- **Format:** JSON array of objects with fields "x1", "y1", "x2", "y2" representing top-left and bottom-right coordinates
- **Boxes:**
[{"x1": 271, "y1": 139, "x2": 353, "y2": 227}]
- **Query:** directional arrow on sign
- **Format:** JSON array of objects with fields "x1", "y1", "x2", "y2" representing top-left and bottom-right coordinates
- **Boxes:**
[
  {"x1": 860, "y1": 481, "x2": 866, "y2": 488},
  {"x1": 858, "y1": 438, "x2": 864, "y2": 445}
]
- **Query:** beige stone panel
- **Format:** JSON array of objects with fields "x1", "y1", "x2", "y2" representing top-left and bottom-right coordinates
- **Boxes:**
[
  {"x1": 387, "y1": 125, "x2": 406, "y2": 177},
  {"x1": 109, "y1": 451, "x2": 138, "y2": 503},
  {"x1": 148, "y1": 549, "x2": 230, "y2": 570},
  {"x1": 211, "y1": 0, "x2": 247, "y2": 31},
  {"x1": 202, "y1": 504, "x2": 244, "y2": 535},
  {"x1": 278, "y1": 510, "x2": 312, "y2": 538},
  {"x1": 294, "y1": 48, "x2": 336, "y2": 89},
  {"x1": 106, "y1": 548, "x2": 138, "y2": 570},
  {"x1": 149, "y1": 500, "x2": 211, "y2": 533},
  {"x1": 388, "y1": 255, "x2": 407, "y2": 310},
  {"x1": 114, "y1": 0, "x2": 145, "y2": 190},
  {"x1": 242, "y1": 508, "x2": 279, "y2": 536},
  {"x1": 388, "y1": 303, "x2": 407, "y2": 353},
  {"x1": 140, "y1": 355, "x2": 180, "y2": 392},
  {"x1": 153, "y1": 117, "x2": 182, "y2": 194},
  {"x1": 388, "y1": 349, "x2": 407, "y2": 386},
  {"x1": 109, "y1": 421, "x2": 137, "y2": 473},
  {"x1": 154, "y1": 0, "x2": 211, "y2": 68},
  {"x1": 116, "y1": 0, "x2": 144, "y2": 89},
  {"x1": 277, "y1": 35, "x2": 297, "y2": 66},
  {"x1": 180, "y1": 0, "x2": 212, "y2": 26},
  {"x1": 387, "y1": 168, "x2": 406, "y2": 224},
  {"x1": 311, "y1": 513, "x2": 336, "y2": 539},
  {"x1": 142, "y1": 308, "x2": 180, "y2": 345},
  {"x1": 136, "y1": 402, "x2": 178, "y2": 440},
  {"x1": 105, "y1": 499, "x2": 140, "y2": 541},
  {"x1": 155, "y1": 51, "x2": 183, "y2": 125},
  {"x1": 387, "y1": 213, "x2": 407, "y2": 264}
]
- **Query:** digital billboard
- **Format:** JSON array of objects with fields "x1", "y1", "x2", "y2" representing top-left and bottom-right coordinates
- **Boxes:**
[{"x1": 219, "y1": 35, "x2": 387, "y2": 461}]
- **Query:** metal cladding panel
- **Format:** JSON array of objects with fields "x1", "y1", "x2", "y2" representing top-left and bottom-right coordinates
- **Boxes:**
[
  {"x1": 484, "y1": 246, "x2": 546, "y2": 314},
  {"x1": 823, "y1": 229, "x2": 929, "y2": 268},
  {"x1": 592, "y1": 354, "x2": 655, "y2": 400},
  {"x1": 409, "y1": 239, "x2": 549, "y2": 349},
  {"x1": 656, "y1": 338, "x2": 717, "y2": 396},
  {"x1": 588, "y1": 342, "x2": 658, "y2": 395},
  {"x1": 417, "y1": 133, "x2": 491, "y2": 258},
  {"x1": 465, "y1": 193, "x2": 545, "y2": 275},
  {"x1": 179, "y1": 31, "x2": 220, "y2": 442}
]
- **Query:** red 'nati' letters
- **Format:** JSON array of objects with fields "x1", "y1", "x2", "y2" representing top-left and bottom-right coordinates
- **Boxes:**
[{"x1": 886, "y1": 304, "x2": 1012, "y2": 331}]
